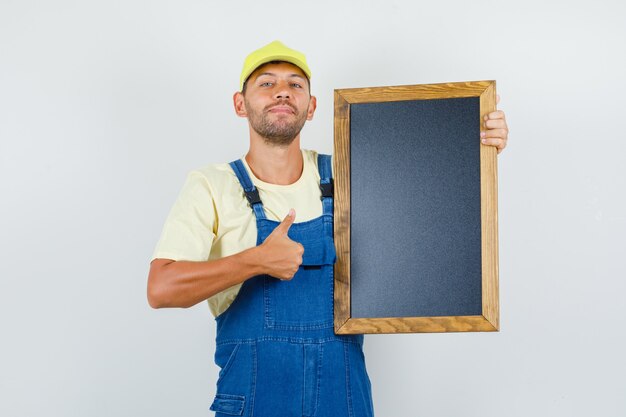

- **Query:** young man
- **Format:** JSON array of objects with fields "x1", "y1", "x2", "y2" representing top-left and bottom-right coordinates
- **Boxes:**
[{"x1": 147, "y1": 41, "x2": 509, "y2": 416}]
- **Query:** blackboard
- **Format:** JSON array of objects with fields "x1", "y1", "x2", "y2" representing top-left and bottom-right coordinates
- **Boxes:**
[{"x1": 333, "y1": 81, "x2": 499, "y2": 334}]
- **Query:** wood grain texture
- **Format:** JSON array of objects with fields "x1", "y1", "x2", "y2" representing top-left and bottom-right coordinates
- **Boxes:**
[
  {"x1": 479, "y1": 81, "x2": 500, "y2": 330},
  {"x1": 333, "y1": 91, "x2": 351, "y2": 332},
  {"x1": 336, "y1": 81, "x2": 494, "y2": 104},
  {"x1": 335, "y1": 315, "x2": 498, "y2": 334}
]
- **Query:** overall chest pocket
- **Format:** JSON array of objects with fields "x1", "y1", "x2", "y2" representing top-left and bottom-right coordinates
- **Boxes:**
[{"x1": 263, "y1": 233, "x2": 336, "y2": 330}]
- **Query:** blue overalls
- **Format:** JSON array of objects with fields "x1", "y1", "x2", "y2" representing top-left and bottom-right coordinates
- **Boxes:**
[{"x1": 210, "y1": 154, "x2": 374, "y2": 417}]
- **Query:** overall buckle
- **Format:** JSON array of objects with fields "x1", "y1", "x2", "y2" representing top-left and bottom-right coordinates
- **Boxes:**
[
  {"x1": 245, "y1": 188, "x2": 262, "y2": 205},
  {"x1": 320, "y1": 179, "x2": 334, "y2": 199}
]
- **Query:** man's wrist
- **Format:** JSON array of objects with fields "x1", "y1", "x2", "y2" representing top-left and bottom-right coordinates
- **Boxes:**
[{"x1": 237, "y1": 245, "x2": 266, "y2": 279}]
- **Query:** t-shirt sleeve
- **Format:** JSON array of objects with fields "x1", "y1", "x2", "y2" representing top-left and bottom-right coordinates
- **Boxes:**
[{"x1": 151, "y1": 170, "x2": 217, "y2": 262}]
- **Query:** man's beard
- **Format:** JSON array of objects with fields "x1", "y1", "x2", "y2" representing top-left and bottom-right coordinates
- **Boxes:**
[{"x1": 245, "y1": 99, "x2": 308, "y2": 147}]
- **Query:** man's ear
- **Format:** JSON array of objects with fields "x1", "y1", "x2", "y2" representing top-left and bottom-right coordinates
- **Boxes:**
[
  {"x1": 233, "y1": 92, "x2": 247, "y2": 118},
  {"x1": 306, "y1": 95, "x2": 317, "y2": 121}
]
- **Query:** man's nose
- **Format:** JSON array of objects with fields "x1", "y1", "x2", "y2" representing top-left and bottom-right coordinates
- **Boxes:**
[{"x1": 274, "y1": 82, "x2": 290, "y2": 100}]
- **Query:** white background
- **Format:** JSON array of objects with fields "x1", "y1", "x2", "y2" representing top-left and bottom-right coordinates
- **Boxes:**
[{"x1": 1, "y1": 1, "x2": 625, "y2": 416}]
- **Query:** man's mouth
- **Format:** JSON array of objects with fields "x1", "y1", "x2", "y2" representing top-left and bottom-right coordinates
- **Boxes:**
[{"x1": 267, "y1": 104, "x2": 296, "y2": 114}]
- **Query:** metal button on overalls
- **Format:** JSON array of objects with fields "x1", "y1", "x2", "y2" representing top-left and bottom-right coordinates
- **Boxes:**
[{"x1": 210, "y1": 154, "x2": 374, "y2": 417}]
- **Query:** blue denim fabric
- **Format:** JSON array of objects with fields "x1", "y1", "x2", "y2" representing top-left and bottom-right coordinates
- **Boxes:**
[{"x1": 210, "y1": 155, "x2": 374, "y2": 417}]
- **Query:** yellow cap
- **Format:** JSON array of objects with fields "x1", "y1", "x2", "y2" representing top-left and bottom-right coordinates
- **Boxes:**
[{"x1": 239, "y1": 40, "x2": 311, "y2": 91}]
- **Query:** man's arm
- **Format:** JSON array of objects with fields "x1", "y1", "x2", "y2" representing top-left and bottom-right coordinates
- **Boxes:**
[
  {"x1": 148, "y1": 248, "x2": 262, "y2": 309},
  {"x1": 147, "y1": 209, "x2": 303, "y2": 309}
]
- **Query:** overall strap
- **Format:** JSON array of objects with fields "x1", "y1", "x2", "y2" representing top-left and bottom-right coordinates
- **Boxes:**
[
  {"x1": 317, "y1": 154, "x2": 334, "y2": 216},
  {"x1": 229, "y1": 159, "x2": 267, "y2": 220}
]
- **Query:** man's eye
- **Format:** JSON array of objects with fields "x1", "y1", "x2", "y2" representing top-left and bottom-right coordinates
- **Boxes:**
[
  {"x1": 260, "y1": 82, "x2": 273, "y2": 87},
  {"x1": 291, "y1": 83, "x2": 302, "y2": 88}
]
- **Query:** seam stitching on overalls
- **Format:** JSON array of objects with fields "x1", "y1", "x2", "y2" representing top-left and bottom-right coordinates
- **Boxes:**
[
  {"x1": 344, "y1": 342, "x2": 354, "y2": 417},
  {"x1": 249, "y1": 341, "x2": 257, "y2": 417},
  {"x1": 216, "y1": 337, "x2": 363, "y2": 346},
  {"x1": 314, "y1": 344, "x2": 323, "y2": 417}
]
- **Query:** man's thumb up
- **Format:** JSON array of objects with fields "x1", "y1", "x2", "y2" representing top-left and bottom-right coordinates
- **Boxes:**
[
  {"x1": 259, "y1": 208, "x2": 304, "y2": 281},
  {"x1": 274, "y1": 208, "x2": 296, "y2": 235}
]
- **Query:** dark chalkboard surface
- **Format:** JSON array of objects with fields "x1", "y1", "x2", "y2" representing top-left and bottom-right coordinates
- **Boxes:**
[
  {"x1": 350, "y1": 97, "x2": 482, "y2": 318},
  {"x1": 333, "y1": 81, "x2": 500, "y2": 334}
]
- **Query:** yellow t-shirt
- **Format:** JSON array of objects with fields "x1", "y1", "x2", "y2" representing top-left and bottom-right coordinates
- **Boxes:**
[{"x1": 151, "y1": 148, "x2": 330, "y2": 317}]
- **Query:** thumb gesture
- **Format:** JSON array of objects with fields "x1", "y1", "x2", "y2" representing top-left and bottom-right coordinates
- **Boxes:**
[
  {"x1": 259, "y1": 208, "x2": 304, "y2": 281},
  {"x1": 273, "y1": 208, "x2": 296, "y2": 236}
]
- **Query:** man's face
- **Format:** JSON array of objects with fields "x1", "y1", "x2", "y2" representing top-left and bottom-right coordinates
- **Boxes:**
[{"x1": 235, "y1": 62, "x2": 316, "y2": 147}]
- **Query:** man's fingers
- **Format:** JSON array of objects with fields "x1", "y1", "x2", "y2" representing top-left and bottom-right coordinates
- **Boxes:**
[
  {"x1": 275, "y1": 208, "x2": 296, "y2": 234},
  {"x1": 484, "y1": 119, "x2": 507, "y2": 129},
  {"x1": 481, "y1": 128, "x2": 509, "y2": 139},
  {"x1": 481, "y1": 106, "x2": 508, "y2": 155},
  {"x1": 481, "y1": 138, "x2": 507, "y2": 151},
  {"x1": 484, "y1": 110, "x2": 506, "y2": 120}
]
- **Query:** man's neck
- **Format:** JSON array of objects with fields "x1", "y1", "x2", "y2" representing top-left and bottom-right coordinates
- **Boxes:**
[{"x1": 245, "y1": 136, "x2": 304, "y2": 185}]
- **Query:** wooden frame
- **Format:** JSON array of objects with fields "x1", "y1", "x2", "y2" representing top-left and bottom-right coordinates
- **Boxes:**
[{"x1": 333, "y1": 81, "x2": 499, "y2": 334}]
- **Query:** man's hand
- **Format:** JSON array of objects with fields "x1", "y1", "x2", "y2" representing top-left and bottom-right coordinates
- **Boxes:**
[
  {"x1": 257, "y1": 208, "x2": 304, "y2": 281},
  {"x1": 481, "y1": 95, "x2": 509, "y2": 154}
]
